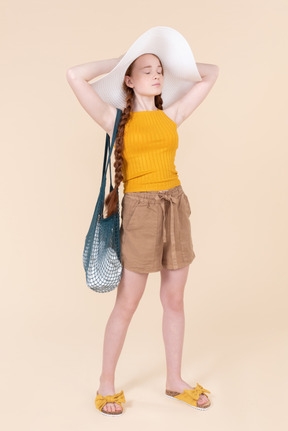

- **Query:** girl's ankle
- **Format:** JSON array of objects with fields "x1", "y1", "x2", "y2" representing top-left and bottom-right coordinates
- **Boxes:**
[{"x1": 98, "y1": 378, "x2": 116, "y2": 392}]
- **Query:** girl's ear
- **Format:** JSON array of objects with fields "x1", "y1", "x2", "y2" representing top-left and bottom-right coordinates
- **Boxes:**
[{"x1": 124, "y1": 75, "x2": 133, "y2": 88}]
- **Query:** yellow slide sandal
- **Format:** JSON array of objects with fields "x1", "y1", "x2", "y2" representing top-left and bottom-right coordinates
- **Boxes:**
[
  {"x1": 166, "y1": 383, "x2": 211, "y2": 410},
  {"x1": 95, "y1": 390, "x2": 126, "y2": 416}
]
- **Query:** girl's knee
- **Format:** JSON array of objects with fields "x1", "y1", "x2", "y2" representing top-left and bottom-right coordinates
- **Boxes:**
[
  {"x1": 115, "y1": 296, "x2": 141, "y2": 318},
  {"x1": 160, "y1": 293, "x2": 184, "y2": 312}
]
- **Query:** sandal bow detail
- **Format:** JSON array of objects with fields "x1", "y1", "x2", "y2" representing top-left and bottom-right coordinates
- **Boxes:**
[
  {"x1": 95, "y1": 390, "x2": 126, "y2": 416},
  {"x1": 180, "y1": 383, "x2": 210, "y2": 405},
  {"x1": 166, "y1": 383, "x2": 211, "y2": 410}
]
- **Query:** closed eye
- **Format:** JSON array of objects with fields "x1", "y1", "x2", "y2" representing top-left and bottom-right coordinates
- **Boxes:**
[{"x1": 145, "y1": 70, "x2": 162, "y2": 75}]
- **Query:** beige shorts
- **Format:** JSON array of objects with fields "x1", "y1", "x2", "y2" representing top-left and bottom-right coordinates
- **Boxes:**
[{"x1": 120, "y1": 185, "x2": 196, "y2": 273}]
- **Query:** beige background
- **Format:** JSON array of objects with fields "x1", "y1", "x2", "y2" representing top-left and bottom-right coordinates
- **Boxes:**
[{"x1": 1, "y1": 0, "x2": 287, "y2": 429}]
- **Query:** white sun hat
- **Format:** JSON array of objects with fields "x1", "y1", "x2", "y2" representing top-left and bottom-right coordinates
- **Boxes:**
[{"x1": 90, "y1": 26, "x2": 202, "y2": 110}]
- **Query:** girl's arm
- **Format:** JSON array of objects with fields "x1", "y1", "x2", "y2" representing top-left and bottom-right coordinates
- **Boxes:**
[
  {"x1": 165, "y1": 63, "x2": 219, "y2": 127},
  {"x1": 66, "y1": 56, "x2": 123, "y2": 135},
  {"x1": 195, "y1": 62, "x2": 218, "y2": 79}
]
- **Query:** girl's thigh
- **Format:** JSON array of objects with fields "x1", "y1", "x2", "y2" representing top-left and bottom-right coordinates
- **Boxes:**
[{"x1": 116, "y1": 267, "x2": 149, "y2": 307}]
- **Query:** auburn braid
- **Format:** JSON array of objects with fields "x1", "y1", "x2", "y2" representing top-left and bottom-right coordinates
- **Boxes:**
[
  {"x1": 104, "y1": 55, "x2": 164, "y2": 217},
  {"x1": 155, "y1": 94, "x2": 163, "y2": 110},
  {"x1": 104, "y1": 88, "x2": 134, "y2": 217}
]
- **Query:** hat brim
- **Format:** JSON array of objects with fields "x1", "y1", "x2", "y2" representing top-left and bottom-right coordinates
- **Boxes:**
[{"x1": 91, "y1": 26, "x2": 202, "y2": 110}]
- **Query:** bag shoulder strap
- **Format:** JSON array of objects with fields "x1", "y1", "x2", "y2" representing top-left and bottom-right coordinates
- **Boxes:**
[{"x1": 101, "y1": 108, "x2": 122, "y2": 185}]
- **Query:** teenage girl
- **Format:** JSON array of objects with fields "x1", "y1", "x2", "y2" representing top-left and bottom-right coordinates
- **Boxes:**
[{"x1": 67, "y1": 40, "x2": 218, "y2": 416}]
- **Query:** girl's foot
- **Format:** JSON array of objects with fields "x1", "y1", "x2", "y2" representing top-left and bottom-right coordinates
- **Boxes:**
[
  {"x1": 96, "y1": 384, "x2": 123, "y2": 413},
  {"x1": 166, "y1": 378, "x2": 209, "y2": 406}
]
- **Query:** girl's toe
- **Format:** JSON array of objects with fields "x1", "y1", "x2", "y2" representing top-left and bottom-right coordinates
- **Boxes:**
[
  {"x1": 105, "y1": 403, "x2": 113, "y2": 412},
  {"x1": 198, "y1": 394, "x2": 209, "y2": 405}
]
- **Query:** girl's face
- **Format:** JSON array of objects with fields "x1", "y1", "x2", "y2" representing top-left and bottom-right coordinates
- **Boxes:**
[{"x1": 124, "y1": 54, "x2": 164, "y2": 97}]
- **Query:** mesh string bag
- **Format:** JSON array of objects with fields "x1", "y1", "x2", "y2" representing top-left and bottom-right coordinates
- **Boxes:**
[{"x1": 82, "y1": 108, "x2": 123, "y2": 293}]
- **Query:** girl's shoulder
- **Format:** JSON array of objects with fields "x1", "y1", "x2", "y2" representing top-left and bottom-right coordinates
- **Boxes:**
[{"x1": 162, "y1": 108, "x2": 178, "y2": 127}]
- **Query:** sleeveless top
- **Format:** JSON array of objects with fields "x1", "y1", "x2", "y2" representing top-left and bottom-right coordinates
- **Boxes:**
[{"x1": 122, "y1": 110, "x2": 181, "y2": 193}]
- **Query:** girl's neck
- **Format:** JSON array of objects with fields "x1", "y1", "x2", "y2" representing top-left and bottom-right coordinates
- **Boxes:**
[{"x1": 132, "y1": 96, "x2": 157, "y2": 112}]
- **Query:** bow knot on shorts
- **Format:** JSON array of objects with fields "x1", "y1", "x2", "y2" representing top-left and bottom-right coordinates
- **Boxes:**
[
  {"x1": 157, "y1": 193, "x2": 178, "y2": 243},
  {"x1": 120, "y1": 185, "x2": 195, "y2": 273}
]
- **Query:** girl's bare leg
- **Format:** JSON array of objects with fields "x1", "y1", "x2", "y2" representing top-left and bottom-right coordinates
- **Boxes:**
[
  {"x1": 97, "y1": 267, "x2": 148, "y2": 413},
  {"x1": 160, "y1": 265, "x2": 209, "y2": 405}
]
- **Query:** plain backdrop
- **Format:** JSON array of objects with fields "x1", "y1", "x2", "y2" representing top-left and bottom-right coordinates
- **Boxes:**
[{"x1": 1, "y1": 1, "x2": 287, "y2": 430}]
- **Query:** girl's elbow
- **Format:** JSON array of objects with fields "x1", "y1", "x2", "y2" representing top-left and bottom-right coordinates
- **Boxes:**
[
  {"x1": 209, "y1": 65, "x2": 219, "y2": 81},
  {"x1": 66, "y1": 68, "x2": 76, "y2": 82},
  {"x1": 212, "y1": 64, "x2": 219, "y2": 76}
]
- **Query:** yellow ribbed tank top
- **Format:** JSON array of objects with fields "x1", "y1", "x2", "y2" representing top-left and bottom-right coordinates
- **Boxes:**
[{"x1": 122, "y1": 110, "x2": 181, "y2": 193}]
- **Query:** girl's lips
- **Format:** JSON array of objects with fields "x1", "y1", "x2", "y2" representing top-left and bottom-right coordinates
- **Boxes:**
[{"x1": 153, "y1": 83, "x2": 161, "y2": 86}]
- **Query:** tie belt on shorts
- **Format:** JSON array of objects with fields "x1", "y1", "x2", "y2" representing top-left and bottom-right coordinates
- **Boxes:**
[{"x1": 157, "y1": 193, "x2": 179, "y2": 268}]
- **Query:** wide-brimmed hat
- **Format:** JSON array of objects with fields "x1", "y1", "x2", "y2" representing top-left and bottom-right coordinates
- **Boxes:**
[{"x1": 91, "y1": 26, "x2": 202, "y2": 110}]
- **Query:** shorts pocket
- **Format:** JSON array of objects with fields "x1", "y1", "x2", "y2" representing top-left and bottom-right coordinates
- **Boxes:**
[
  {"x1": 121, "y1": 200, "x2": 159, "y2": 269},
  {"x1": 179, "y1": 194, "x2": 194, "y2": 262},
  {"x1": 182, "y1": 193, "x2": 191, "y2": 217},
  {"x1": 125, "y1": 202, "x2": 158, "y2": 233},
  {"x1": 121, "y1": 196, "x2": 139, "y2": 230}
]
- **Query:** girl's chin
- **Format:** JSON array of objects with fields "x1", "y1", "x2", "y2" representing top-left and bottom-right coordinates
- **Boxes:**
[
  {"x1": 137, "y1": 88, "x2": 163, "y2": 97},
  {"x1": 152, "y1": 88, "x2": 162, "y2": 95}
]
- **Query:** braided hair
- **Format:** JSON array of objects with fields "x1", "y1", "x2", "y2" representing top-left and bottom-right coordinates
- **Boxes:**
[{"x1": 104, "y1": 55, "x2": 164, "y2": 217}]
